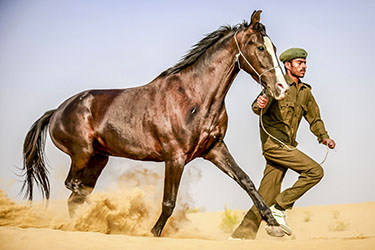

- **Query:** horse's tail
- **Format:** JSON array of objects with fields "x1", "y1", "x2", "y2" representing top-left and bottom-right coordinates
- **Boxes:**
[{"x1": 22, "y1": 109, "x2": 56, "y2": 201}]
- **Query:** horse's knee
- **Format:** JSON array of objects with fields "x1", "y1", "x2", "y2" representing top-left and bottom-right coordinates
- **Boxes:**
[
  {"x1": 65, "y1": 177, "x2": 94, "y2": 198},
  {"x1": 162, "y1": 201, "x2": 175, "y2": 217},
  {"x1": 65, "y1": 178, "x2": 81, "y2": 191}
]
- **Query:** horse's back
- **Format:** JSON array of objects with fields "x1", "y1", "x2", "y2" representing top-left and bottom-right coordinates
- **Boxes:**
[{"x1": 48, "y1": 87, "x2": 165, "y2": 160}]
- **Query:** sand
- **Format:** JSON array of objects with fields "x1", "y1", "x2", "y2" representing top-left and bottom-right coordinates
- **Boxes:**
[{"x1": 0, "y1": 187, "x2": 374, "y2": 250}]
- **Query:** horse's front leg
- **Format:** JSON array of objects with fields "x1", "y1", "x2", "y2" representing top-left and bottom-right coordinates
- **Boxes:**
[
  {"x1": 203, "y1": 141, "x2": 284, "y2": 237},
  {"x1": 151, "y1": 156, "x2": 185, "y2": 237}
]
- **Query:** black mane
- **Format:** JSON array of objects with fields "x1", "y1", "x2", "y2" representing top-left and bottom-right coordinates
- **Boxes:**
[{"x1": 159, "y1": 21, "x2": 250, "y2": 77}]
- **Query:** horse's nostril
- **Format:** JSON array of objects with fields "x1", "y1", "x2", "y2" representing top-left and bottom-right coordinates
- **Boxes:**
[{"x1": 277, "y1": 83, "x2": 284, "y2": 89}]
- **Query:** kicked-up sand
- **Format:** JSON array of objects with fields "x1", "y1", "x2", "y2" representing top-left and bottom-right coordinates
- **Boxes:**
[{"x1": 0, "y1": 186, "x2": 374, "y2": 250}]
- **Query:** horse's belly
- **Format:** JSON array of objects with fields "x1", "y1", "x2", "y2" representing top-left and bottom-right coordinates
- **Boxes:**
[{"x1": 96, "y1": 123, "x2": 164, "y2": 161}]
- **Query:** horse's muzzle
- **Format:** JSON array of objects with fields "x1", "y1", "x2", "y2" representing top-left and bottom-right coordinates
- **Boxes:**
[{"x1": 274, "y1": 82, "x2": 289, "y2": 100}]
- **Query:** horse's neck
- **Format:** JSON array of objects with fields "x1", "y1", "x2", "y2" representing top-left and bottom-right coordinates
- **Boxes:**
[{"x1": 184, "y1": 39, "x2": 239, "y2": 104}]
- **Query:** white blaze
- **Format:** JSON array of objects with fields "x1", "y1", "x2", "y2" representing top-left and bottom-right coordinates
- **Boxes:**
[{"x1": 263, "y1": 36, "x2": 288, "y2": 98}]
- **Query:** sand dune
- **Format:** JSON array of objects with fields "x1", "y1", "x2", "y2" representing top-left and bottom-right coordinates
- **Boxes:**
[{"x1": 0, "y1": 188, "x2": 374, "y2": 250}]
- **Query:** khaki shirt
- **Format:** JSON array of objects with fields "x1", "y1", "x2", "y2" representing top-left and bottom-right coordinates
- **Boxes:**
[{"x1": 252, "y1": 74, "x2": 329, "y2": 151}]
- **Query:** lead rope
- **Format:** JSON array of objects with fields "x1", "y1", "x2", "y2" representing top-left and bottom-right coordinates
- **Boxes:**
[{"x1": 260, "y1": 108, "x2": 330, "y2": 165}]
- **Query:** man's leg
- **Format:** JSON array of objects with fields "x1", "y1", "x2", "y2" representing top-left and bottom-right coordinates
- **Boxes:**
[
  {"x1": 232, "y1": 147, "x2": 323, "y2": 239},
  {"x1": 231, "y1": 161, "x2": 286, "y2": 239},
  {"x1": 264, "y1": 148, "x2": 324, "y2": 210}
]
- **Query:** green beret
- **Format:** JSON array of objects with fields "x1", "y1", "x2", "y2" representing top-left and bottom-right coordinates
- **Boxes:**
[{"x1": 279, "y1": 48, "x2": 308, "y2": 63}]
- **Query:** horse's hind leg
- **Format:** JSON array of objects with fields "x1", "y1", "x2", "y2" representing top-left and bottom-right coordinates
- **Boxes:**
[
  {"x1": 151, "y1": 156, "x2": 185, "y2": 237},
  {"x1": 66, "y1": 153, "x2": 109, "y2": 217}
]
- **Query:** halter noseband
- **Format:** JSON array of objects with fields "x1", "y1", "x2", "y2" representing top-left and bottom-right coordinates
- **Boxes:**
[{"x1": 234, "y1": 30, "x2": 280, "y2": 87}]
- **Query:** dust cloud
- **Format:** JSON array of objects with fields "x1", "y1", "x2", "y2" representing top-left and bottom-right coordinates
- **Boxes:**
[{"x1": 0, "y1": 164, "x2": 202, "y2": 237}]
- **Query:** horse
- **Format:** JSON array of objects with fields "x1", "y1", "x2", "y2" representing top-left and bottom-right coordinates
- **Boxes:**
[{"x1": 22, "y1": 10, "x2": 289, "y2": 237}]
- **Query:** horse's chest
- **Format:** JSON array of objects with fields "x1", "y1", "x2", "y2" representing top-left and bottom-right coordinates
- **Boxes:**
[{"x1": 185, "y1": 111, "x2": 227, "y2": 155}]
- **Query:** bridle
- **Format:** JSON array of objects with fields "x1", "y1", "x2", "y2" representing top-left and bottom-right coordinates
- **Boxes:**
[{"x1": 234, "y1": 30, "x2": 280, "y2": 89}]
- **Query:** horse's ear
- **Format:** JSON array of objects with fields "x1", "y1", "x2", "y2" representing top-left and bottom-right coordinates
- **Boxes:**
[{"x1": 249, "y1": 10, "x2": 262, "y2": 29}]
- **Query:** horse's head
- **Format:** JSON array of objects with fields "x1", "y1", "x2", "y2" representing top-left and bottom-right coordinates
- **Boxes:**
[{"x1": 235, "y1": 10, "x2": 289, "y2": 100}]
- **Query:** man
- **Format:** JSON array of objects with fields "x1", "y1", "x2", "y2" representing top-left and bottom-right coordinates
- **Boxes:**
[{"x1": 231, "y1": 48, "x2": 336, "y2": 239}]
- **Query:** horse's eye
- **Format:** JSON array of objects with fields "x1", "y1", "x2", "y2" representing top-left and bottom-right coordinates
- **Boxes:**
[{"x1": 258, "y1": 46, "x2": 265, "y2": 51}]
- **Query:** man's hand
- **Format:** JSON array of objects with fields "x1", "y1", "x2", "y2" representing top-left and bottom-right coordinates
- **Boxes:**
[
  {"x1": 257, "y1": 94, "x2": 268, "y2": 109},
  {"x1": 323, "y1": 138, "x2": 336, "y2": 149}
]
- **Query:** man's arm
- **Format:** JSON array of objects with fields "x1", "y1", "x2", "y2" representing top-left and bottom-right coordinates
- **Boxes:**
[{"x1": 304, "y1": 92, "x2": 335, "y2": 149}]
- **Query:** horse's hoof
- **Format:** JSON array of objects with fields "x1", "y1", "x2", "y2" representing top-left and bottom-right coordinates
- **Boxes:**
[
  {"x1": 265, "y1": 225, "x2": 285, "y2": 237},
  {"x1": 151, "y1": 228, "x2": 161, "y2": 237}
]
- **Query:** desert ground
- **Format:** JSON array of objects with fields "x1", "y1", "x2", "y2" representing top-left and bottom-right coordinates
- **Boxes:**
[{"x1": 0, "y1": 185, "x2": 374, "y2": 250}]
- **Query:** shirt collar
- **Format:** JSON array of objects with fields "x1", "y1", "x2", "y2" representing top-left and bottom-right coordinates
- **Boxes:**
[{"x1": 284, "y1": 73, "x2": 308, "y2": 89}]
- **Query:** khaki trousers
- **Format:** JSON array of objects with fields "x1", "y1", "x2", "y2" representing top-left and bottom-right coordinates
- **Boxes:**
[{"x1": 232, "y1": 147, "x2": 324, "y2": 239}]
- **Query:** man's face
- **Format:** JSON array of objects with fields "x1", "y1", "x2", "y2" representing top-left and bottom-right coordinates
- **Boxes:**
[{"x1": 285, "y1": 58, "x2": 307, "y2": 78}]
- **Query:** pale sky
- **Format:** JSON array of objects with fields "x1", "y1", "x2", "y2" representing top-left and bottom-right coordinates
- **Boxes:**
[{"x1": 0, "y1": 0, "x2": 374, "y2": 211}]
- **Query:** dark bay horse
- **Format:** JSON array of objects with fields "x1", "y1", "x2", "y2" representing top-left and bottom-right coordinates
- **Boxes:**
[{"x1": 22, "y1": 10, "x2": 289, "y2": 237}]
